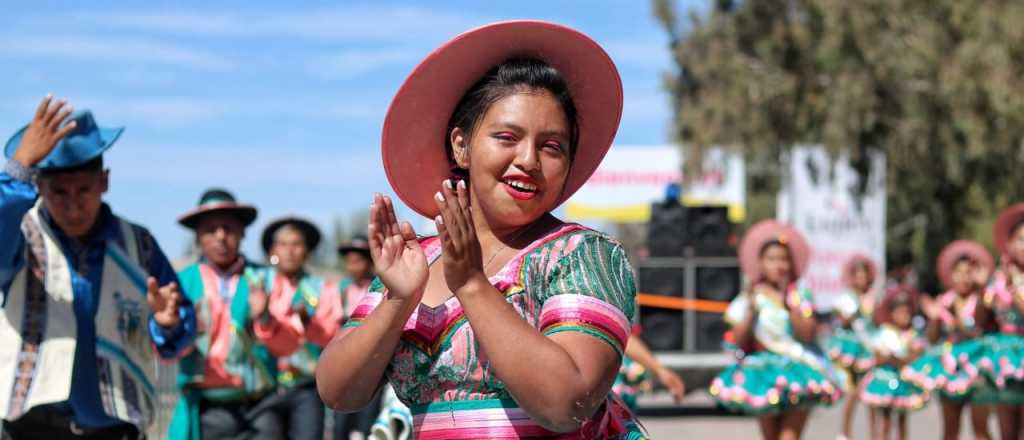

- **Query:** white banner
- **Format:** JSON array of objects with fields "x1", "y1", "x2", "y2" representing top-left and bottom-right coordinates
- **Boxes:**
[
  {"x1": 565, "y1": 145, "x2": 746, "y2": 223},
  {"x1": 777, "y1": 146, "x2": 886, "y2": 310}
]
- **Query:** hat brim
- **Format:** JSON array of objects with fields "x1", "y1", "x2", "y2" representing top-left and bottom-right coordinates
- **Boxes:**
[
  {"x1": 178, "y1": 202, "x2": 258, "y2": 230},
  {"x1": 338, "y1": 239, "x2": 371, "y2": 255},
  {"x1": 936, "y1": 240, "x2": 994, "y2": 290},
  {"x1": 841, "y1": 254, "x2": 878, "y2": 289},
  {"x1": 994, "y1": 203, "x2": 1024, "y2": 255},
  {"x1": 261, "y1": 216, "x2": 322, "y2": 255},
  {"x1": 739, "y1": 220, "x2": 810, "y2": 282},
  {"x1": 382, "y1": 20, "x2": 623, "y2": 219},
  {"x1": 5, "y1": 125, "x2": 123, "y2": 170}
]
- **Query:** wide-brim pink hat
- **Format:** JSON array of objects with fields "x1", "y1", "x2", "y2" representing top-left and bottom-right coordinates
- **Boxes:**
[
  {"x1": 841, "y1": 254, "x2": 878, "y2": 288},
  {"x1": 994, "y1": 203, "x2": 1024, "y2": 255},
  {"x1": 739, "y1": 220, "x2": 810, "y2": 281},
  {"x1": 936, "y1": 240, "x2": 994, "y2": 290},
  {"x1": 381, "y1": 20, "x2": 623, "y2": 218}
]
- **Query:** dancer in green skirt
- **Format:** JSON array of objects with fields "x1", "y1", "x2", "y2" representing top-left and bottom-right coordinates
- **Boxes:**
[
  {"x1": 860, "y1": 287, "x2": 929, "y2": 440},
  {"x1": 903, "y1": 240, "x2": 994, "y2": 440},
  {"x1": 710, "y1": 220, "x2": 845, "y2": 440},
  {"x1": 970, "y1": 204, "x2": 1024, "y2": 440},
  {"x1": 826, "y1": 255, "x2": 879, "y2": 440}
]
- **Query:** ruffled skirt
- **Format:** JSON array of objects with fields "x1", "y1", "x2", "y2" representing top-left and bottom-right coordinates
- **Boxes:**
[
  {"x1": 943, "y1": 333, "x2": 1024, "y2": 404},
  {"x1": 710, "y1": 351, "x2": 844, "y2": 415},
  {"x1": 826, "y1": 328, "x2": 875, "y2": 374},
  {"x1": 902, "y1": 342, "x2": 1000, "y2": 403},
  {"x1": 860, "y1": 365, "x2": 929, "y2": 411}
]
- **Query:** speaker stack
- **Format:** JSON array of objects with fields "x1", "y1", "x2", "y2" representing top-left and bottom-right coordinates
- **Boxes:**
[{"x1": 639, "y1": 202, "x2": 740, "y2": 352}]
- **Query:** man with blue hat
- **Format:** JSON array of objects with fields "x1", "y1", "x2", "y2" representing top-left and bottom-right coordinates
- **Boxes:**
[{"x1": 0, "y1": 96, "x2": 197, "y2": 440}]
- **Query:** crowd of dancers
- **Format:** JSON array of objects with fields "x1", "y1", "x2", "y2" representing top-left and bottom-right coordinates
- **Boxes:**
[
  {"x1": 711, "y1": 217, "x2": 1024, "y2": 440},
  {"x1": 1, "y1": 17, "x2": 1023, "y2": 440}
]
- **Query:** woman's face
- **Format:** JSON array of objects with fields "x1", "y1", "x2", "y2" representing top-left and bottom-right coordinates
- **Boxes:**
[
  {"x1": 851, "y1": 265, "x2": 872, "y2": 293},
  {"x1": 344, "y1": 252, "x2": 373, "y2": 281},
  {"x1": 950, "y1": 259, "x2": 975, "y2": 296},
  {"x1": 760, "y1": 243, "x2": 792, "y2": 287},
  {"x1": 891, "y1": 303, "x2": 913, "y2": 329},
  {"x1": 451, "y1": 90, "x2": 571, "y2": 229},
  {"x1": 270, "y1": 227, "x2": 308, "y2": 276}
]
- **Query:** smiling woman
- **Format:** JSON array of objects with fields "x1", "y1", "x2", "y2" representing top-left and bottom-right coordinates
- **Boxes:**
[{"x1": 314, "y1": 20, "x2": 646, "y2": 439}]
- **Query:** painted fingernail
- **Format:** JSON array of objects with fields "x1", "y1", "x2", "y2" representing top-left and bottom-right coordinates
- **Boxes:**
[
  {"x1": 444, "y1": 179, "x2": 453, "y2": 190},
  {"x1": 435, "y1": 215, "x2": 444, "y2": 225},
  {"x1": 457, "y1": 179, "x2": 466, "y2": 189},
  {"x1": 435, "y1": 192, "x2": 445, "y2": 202}
]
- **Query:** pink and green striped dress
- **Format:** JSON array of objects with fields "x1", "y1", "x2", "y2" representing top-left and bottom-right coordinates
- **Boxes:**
[{"x1": 341, "y1": 223, "x2": 646, "y2": 439}]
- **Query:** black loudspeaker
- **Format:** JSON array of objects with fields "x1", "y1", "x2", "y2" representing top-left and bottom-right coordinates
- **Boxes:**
[
  {"x1": 687, "y1": 206, "x2": 732, "y2": 256},
  {"x1": 696, "y1": 311, "x2": 732, "y2": 352},
  {"x1": 647, "y1": 202, "x2": 687, "y2": 256},
  {"x1": 696, "y1": 266, "x2": 741, "y2": 302},
  {"x1": 638, "y1": 267, "x2": 684, "y2": 298},
  {"x1": 639, "y1": 307, "x2": 684, "y2": 351},
  {"x1": 695, "y1": 265, "x2": 740, "y2": 351}
]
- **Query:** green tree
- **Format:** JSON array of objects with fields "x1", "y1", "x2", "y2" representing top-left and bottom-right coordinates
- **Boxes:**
[{"x1": 655, "y1": 0, "x2": 1024, "y2": 291}]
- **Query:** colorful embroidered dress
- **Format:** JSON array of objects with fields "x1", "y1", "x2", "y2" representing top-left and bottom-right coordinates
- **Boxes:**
[
  {"x1": 826, "y1": 289, "x2": 877, "y2": 374},
  {"x1": 169, "y1": 259, "x2": 302, "y2": 440},
  {"x1": 261, "y1": 268, "x2": 341, "y2": 387},
  {"x1": 902, "y1": 291, "x2": 998, "y2": 401},
  {"x1": 710, "y1": 284, "x2": 846, "y2": 414},
  {"x1": 944, "y1": 267, "x2": 1024, "y2": 405},
  {"x1": 342, "y1": 224, "x2": 645, "y2": 439},
  {"x1": 860, "y1": 324, "x2": 929, "y2": 411}
]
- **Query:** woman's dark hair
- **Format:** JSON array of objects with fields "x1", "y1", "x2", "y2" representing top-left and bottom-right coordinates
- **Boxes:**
[
  {"x1": 876, "y1": 287, "x2": 920, "y2": 324},
  {"x1": 444, "y1": 57, "x2": 580, "y2": 179},
  {"x1": 953, "y1": 254, "x2": 976, "y2": 268},
  {"x1": 758, "y1": 239, "x2": 789, "y2": 258},
  {"x1": 851, "y1": 260, "x2": 870, "y2": 274}
]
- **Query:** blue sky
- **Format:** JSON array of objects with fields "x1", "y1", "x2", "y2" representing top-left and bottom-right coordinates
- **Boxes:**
[{"x1": 1, "y1": 0, "x2": 706, "y2": 261}]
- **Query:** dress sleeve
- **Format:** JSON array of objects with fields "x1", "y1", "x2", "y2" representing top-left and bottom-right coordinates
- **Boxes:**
[
  {"x1": 340, "y1": 278, "x2": 386, "y2": 331},
  {"x1": 723, "y1": 292, "x2": 750, "y2": 326},
  {"x1": 833, "y1": 291, "x2": 859, "y2": 320},
  {"x1": 534, "y1": 232, "x2": 635, "y2": 356},
  {"x1": 0, "y1": 164, "x2": 36, "y2": 295}
]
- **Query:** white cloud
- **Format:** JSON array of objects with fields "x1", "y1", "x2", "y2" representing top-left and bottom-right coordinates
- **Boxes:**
[
  {"x1": 0, "y1": 94, "x2": 389, "y2": 132},
  {"x1": 27, "y1": 6, "x2": 486, "y2": 43},
  {"x1": 107, "y1": 142, "x2": 384, "y2": 188},
  {"x1": 326, "y1": 102, "x2": 385, "y2": 121},
  {"x1": 311, "y1": 48, "x2": 421, "y2": 79},
  {"x1": 603, "y1": 38, "x2": 672, "y2": 70},
  {"x1": 33, "y1": 97, "x2": 231, "y2": 128},
  {"x1": 0, "y1": 35, "x2": 232, "y2": 70},
  {"x1": 622, "y1": 90, "x2": 671, "y2": 122}
]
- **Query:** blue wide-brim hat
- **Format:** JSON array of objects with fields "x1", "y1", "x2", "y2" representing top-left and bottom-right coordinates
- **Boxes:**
[{"x1": 4, "y1": 110, "x2": 123, "y2": 170}]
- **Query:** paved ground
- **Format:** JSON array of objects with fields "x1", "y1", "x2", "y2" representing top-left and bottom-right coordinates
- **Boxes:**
[{"x1": 638, "y1": 391, "x2": 1002, "y2": 439}]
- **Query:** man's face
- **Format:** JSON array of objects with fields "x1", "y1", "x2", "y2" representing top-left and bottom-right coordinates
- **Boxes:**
[
  {"x1": 196, "y1": 213, "x2": 245, "y2": 268},
  {"x1": 38, "y1": 169, "x2": 109, "y2": 239}
]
